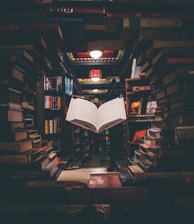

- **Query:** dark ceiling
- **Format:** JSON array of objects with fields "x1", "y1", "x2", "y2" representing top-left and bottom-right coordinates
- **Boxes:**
[{"x1": 1, "y1": 0, "x2": 194, "y2": 100}]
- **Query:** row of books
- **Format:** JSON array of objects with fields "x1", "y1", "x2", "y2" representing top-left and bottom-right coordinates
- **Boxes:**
[
  {"x1": 65, "y1": 75, "x2": 73, "y2": 96},
  {"x1": 44, "y1": 117, "x2": 62, "y2": 135},
  {"x1": 44, "y1": 95, "x2": 61, "y2": 109},
  {"x1": 43, "y1": 75, "x2": 73, "y2": 96},
  {"x1": 44, "y1": 75, "x2": 63, "y2": 92}
]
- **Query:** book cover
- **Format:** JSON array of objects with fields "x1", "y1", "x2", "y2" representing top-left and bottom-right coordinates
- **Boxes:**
[
  {"x1": 89, "y1": 172, "x2": 122, "y2": 188},
  {"x1": 56, "y1": 168, "x2": 90, "y2": 186},
  {"x1": 144, "y1": 135, "x2": 169, "y2": 149},
  {"x1": 147, "y1": 128, "x2": 162, "y2": 139},
  {"x1": 32, "y1": 139, "x2": 48, "y2": 148},
  {"x1": 0, "y1": 121, "x2": 24, "y2": 131},
  {"x1": 13, "y1": 128, "x2": 28, "y2": 141},
  {"x1": 0, "y1": 106, "x2": 23, "y2": 122},
  {"x1": 66, "y1": 97, "x2": 126, "y2": 133}
]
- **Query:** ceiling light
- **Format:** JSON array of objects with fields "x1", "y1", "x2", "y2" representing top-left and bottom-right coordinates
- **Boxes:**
[
  {"x1": 89, "y1": 50, "x2": 102, "y2": 59},
  {"x1": 91, "y1": 77, "x2": 100, "y2": 82}
]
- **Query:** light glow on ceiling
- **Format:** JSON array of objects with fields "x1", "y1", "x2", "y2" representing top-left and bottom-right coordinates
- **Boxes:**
[
  {"x1": 91, "y1": 77, "x2": 100, "y2": 81},
  {"x1": 89, "y1": 50, "x2": 102, "y2": 59}
]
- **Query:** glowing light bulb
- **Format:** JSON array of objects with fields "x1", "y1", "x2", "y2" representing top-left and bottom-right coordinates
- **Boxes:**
[{"x1": 89, "y1": 50, "x2": 102, "y2": 59}]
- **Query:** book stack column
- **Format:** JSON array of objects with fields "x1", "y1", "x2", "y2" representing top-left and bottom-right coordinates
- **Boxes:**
[
  {"x1": 0, "y1": 45, "x2": 55, "y2": 182},
  {"x1": 125, "y1": 39, "x2": 194, "y2": 185}
]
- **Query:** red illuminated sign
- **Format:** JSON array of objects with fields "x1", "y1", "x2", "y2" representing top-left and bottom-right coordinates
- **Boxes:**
[{"x1": 89, "y1": 69, "x2": 102, "y2": 78}]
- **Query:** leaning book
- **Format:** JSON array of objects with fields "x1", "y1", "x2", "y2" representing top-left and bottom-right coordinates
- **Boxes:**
[{"x1": 66, "y1": 97, "x2": 126, "y2": 133}]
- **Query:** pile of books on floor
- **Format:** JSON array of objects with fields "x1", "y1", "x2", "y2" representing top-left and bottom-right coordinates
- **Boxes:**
[{"x1": 118, "y1": 125, "x2": 194, "y2": 186}]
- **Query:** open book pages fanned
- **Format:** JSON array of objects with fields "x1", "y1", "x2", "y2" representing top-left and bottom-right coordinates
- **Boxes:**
[{"x1": 66, "y1": 97, "x2": 126, "y2": 133}]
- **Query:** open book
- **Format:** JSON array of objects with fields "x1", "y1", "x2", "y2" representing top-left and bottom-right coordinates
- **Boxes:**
[{"x1": 66, "y1": 97, "x2": 126, "y2": 133}]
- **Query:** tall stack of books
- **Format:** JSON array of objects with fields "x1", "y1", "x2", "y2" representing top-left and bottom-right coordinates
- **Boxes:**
[
  {"x1": 126, "y1": 40, "x2": 194, "y2": 184},
  {"x1": 128, "y1": 125, "x2": 194, "y2": 184},
  {"x1": 0, "y1": 45, "x2": 55, "y2": 180}
]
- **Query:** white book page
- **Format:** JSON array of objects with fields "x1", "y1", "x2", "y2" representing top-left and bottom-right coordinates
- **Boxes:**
[
  {"x1": 56, "y1": 168, "x2": 90, "y2": 184},
  {"x1": 65, "y1": 97, "x2": 78, "y2": 121},
  {"x1": 96, "y1": 97, "x2": 126, "y2": 132},
  {"x1": 66, "y1": 98, "x2": 98, "y2": 128}
]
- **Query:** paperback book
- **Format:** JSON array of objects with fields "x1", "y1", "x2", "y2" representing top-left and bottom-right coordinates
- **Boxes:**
[{"x1": 66, "y1": 97, "x2": 126, "y2": 133}]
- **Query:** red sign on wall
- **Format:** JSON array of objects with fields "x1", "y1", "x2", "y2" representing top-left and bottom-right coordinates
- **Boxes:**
[{"x1": 89, "y1": 69, "x2": 102, "y2": 78}]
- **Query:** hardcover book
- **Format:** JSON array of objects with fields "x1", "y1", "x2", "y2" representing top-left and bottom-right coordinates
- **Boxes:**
[
  {"x1": 128, "y1": 164, "x2": 194, "y2": 182},
  {"x1": 144, "y1": 135, "x2": 170, "y2": 149},
  {"x1": 0, "y1": 139, "x2": 32, "y2": 153},
  {"x1": 152, "y1": 40, "x2": 194, "y2": 48},
  {"x1": 66, "y1": 97, "x2": 126, "y2": 133},
  {"x1": 12, "y1": 128, "x2": 28, "y2": 141},
  {"x1": 0, "y1": 87, "x2": 22, "y2": 105},
  {"x1": 1, "y1": 126, "x2": 28, "y2": 142},
  {"x1": 0, "y1": 149, "x2": 44, "y2": 164},
  {"x1": 0, "y1": 64, "x2": 25, "y2": 82},
  {"x1": 0, "y1": 106, "x2": 23, "y2": 122},
  {"x1": 147, "y1": 128, "x2": 162, "y2": 139}
]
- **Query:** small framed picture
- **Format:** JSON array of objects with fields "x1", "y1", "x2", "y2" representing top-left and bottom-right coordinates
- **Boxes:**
[
  {"x1": 129, "y1": 97, "x2": 143, "y2": 115},
  {"x1": 146, "y1": 100, "x2": 157, "y2": 114}
]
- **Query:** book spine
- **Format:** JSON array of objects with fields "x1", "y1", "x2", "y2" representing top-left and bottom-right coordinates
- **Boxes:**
[
  {"x1": 44, "y1": 96, "x2": 49, "y2": 109},
  {"x1": 45, "y1": 120, "x2": 49, "y2": 134},
  {"x1": 53, "y1": 118, "x2": 57, "y2": 134},
  {"x1": 166, "y1": 57, "x2": 194, "y2": 64},
  {"x1": 145, "y1": 171, "x2": 194, "y2": 180},
  {"x1": 0, "y1": 155, "x2": 31, "y2": 164},
  {"x1": 0, "y1": 22, "x2": 61, "y2": 32},
  {"x1": 144, "y1": 136, "x2": 157, "y2": 147},
  {"x1": 12, "y1": 66, "x2": 24, "y2": 82},
  {"x1": 57, "y1": 96, "x2": 61, "y2": 109},
  {"x1": 49, "y1": 119, "x2": 53, "y2": 134},
  {"x1": 140, "y1": 18, "x2": 182, "y2": 28},
  {"x1": 123, "y1": 18, "x2": 182, "y2": 29},
  {"x1": 153, "y1": 40, "x2": 194, "y2": 48}
]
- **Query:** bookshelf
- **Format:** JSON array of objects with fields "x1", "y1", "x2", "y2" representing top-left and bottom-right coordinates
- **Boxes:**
[
  {"x1": 69, "y1": 125, "x2": 93, "y2": 166},
  {"x1": 37, "y1": 74, "x2": 73, "y2": 154},
  {"x1": 43, "y1": 75, "x2": 63, "y2": 139},
  {"x1": 125, "y1": 78, "x2": 154, "y2": 157}
]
